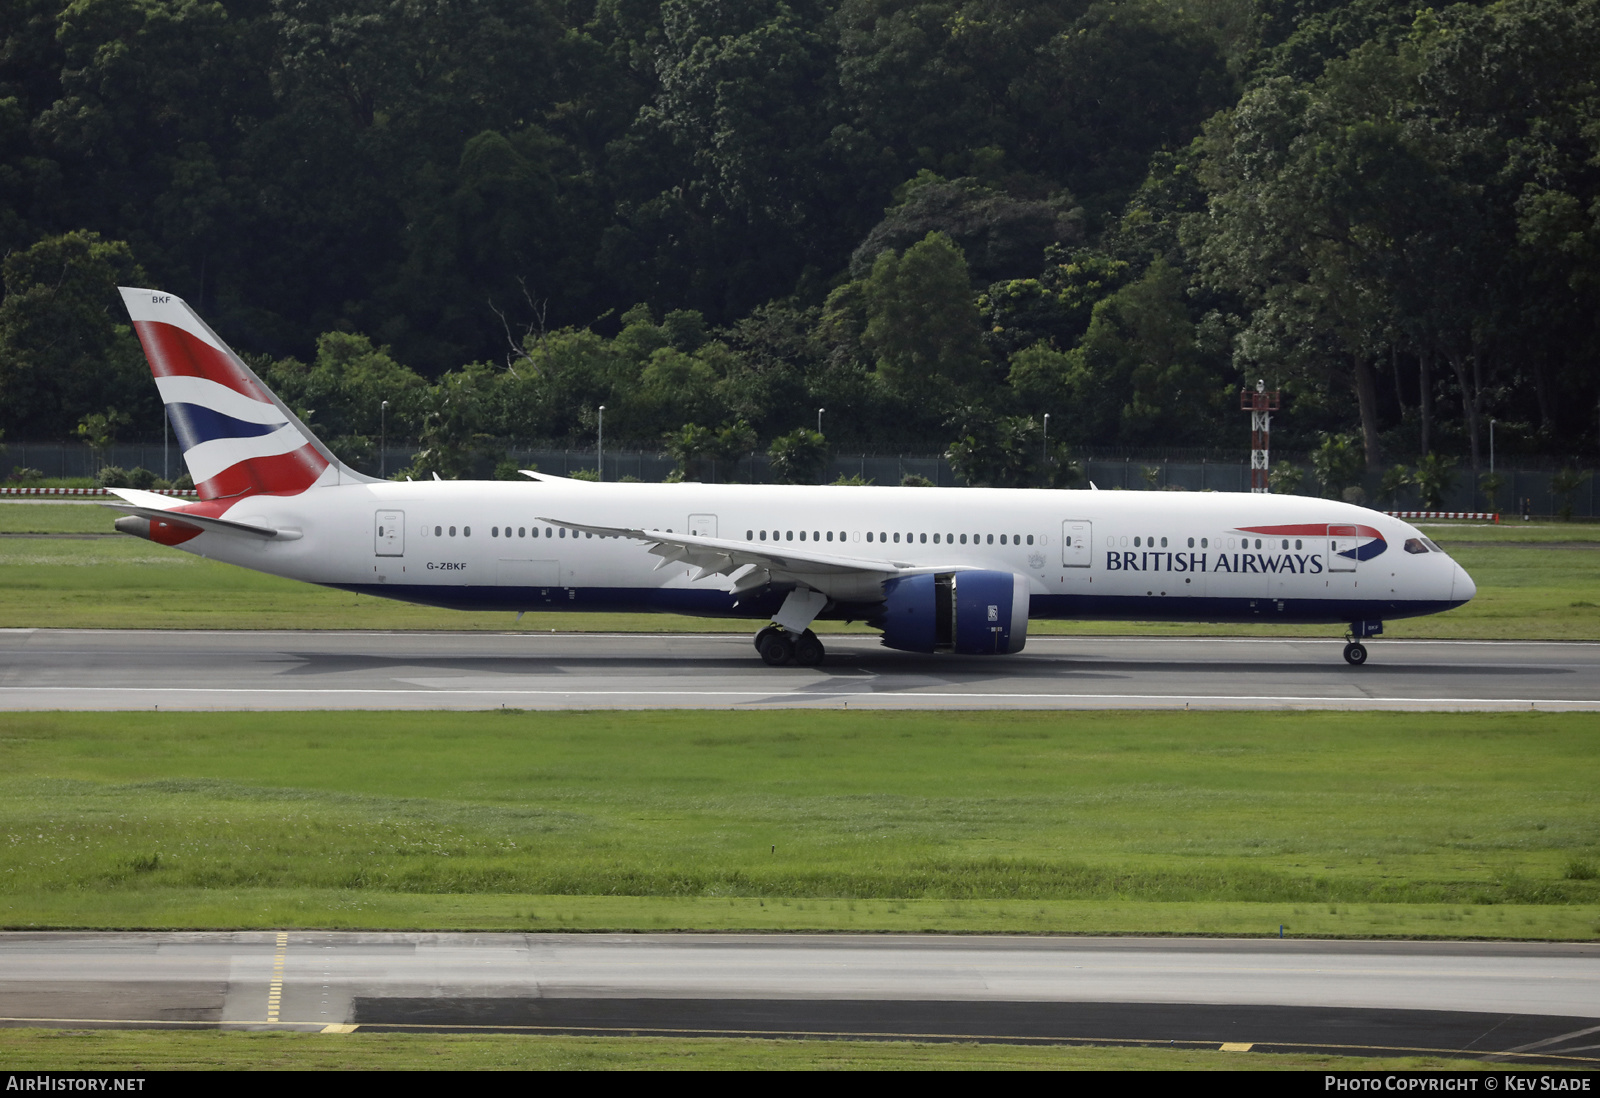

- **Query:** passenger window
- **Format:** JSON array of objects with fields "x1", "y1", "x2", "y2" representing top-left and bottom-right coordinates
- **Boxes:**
[
  {"x1": 464, "y1": 527, "x2": 471, "y2": 537},
  {"x1": 1026, "y1": 535, "x2": 1034, "y2": 545},
  {"x1": 759, "y1": 530, "x2": 766, "y2": 540},
  {"x1": 435, "y1": 526, "x2": 442, "y2": 537},
  {"x1": 960, "y1": 534, "x2": 967, "y2": 544},
  {"x1": 866, "y1": 532, "x2": 873, "y2": 542},
  {"x1": 800, "y1": 531, "x2": 807, "y2": 541},
  {"x1": 1201, "y1": 538, "x2": 1208, "y2": 548},
  {"x1": 933, "y1": 534, "x2": 940, "y2": 544},
  {"x1": 920, "y1": 533, "x2": 927, "y2": 543},
  {"x1": 1161, "y1": 537, "x2": 1168, "y2": 548},
  {"x1": 559, "y1": 528, "x2": 566, "y2": 538},
  {"x1": 1254, "y1": 538, "x2": 1261, "y2": 549},
  {"x1": 786, "y1": 530, "x2": 793, "y2": 541},
  {"x1": 893, "y1": 532, "x2": 900, "y2": 543},
  {"x1": 1295, "y1": 539, "x2": 1302, "y2": 550},
  {"x1": 747, "y1": 530, "x2": 753, "y2": 540},
  {"x1": 1187, "y1": 537, "x2": 1194, "y2": 548},
  {"x1": 1281, "y1": 539, "x2": 1289, "y2": 549},
  {"x1": 1227, "y1": 538, "x2": 1235, "y2": 549},
  {"x1": 518, "y1": 527, "x2": 525, "y2": 538},
  {"x1": 585, "y1": 532, "x2": 591, "y2": 538},
  {"x1": 880, "y1": 532, "x2": 887, "y2": 542},
  {"x1": 987, "y1": 534, "x2": 993, "y2": 544},
  {"x1": 1000, "y1": 535, "x2": 1007, "y2": 545},
  {"x1": 1134, "y1": 536, "x2": 1141, "y2": 547},
  {"x1": 449, "y1": 526, "x2": 456, "y2": 537},
  {"x1": 492, "y1": 527, "x2": 498, "y2": 537},
  {"x1": 827, "y1": 531, "x2": 834, "y2": 542}
]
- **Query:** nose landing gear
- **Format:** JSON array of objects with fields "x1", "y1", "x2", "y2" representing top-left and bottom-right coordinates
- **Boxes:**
[
  {"x1": 754, "y1": 625, "x2": 826, "y2": 666},
  {"x1": 1343, "y1": 620, "x2": 1382, "y2": 666}
]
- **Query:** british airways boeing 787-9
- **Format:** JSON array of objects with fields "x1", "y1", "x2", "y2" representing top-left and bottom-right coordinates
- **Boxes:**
[{"x1": 105, "y1": 288, "x2": 1476, "y2": 666}]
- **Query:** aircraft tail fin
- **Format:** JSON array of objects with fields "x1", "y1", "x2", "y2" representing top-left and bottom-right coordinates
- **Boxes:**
[{"x1": 117, "y1": 287, "x2": 376, "y2": 500}]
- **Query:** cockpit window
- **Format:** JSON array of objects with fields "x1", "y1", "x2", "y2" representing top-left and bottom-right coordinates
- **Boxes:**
[
  {"x1": 1421, "y1": 537, "x2": 1443, "y2": 553},
  {"x1": 1403, "y1": 537, "x2": 1429, "y2": 555}
]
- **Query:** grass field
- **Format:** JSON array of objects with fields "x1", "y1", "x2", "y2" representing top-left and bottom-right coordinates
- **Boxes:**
[
  {"x1": 3, "y1": 709, "x2": 1596, "y2": 936},
  {"x1": 3, "y1": 504, "x2": 1598, "y2": 637},
  {"x1": 0, "y1": 1029, "x2": 1505, "y2": 1071}
]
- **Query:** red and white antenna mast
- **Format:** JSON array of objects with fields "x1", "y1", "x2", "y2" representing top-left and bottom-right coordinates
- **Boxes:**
[{"x1": 1241, "y1": 379, "x2": 1280, "y2": 493}]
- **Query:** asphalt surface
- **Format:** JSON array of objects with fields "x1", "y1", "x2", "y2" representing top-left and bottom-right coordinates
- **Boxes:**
[
  {"x1": 2, "y1": 933, "x2": 1597, "y2": 1062},
  {"x1": 3, "y1": 629, "x2": 1599, "y2": 710}
]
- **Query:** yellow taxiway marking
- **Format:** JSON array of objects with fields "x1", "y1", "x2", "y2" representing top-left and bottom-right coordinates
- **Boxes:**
[
  {"x1": 1220, "y1": 1042, "x2": 1254, "y2": 1052},
  {"x1": 266, "y1": 931, "x2": 288, "y2": 1023},
  {"x1": 321, "y1": 1024, "x2": 360, "y2": 1034}
]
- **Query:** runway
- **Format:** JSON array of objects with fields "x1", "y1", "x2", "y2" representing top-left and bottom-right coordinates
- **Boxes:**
[
  {"x1": 2, "y1": 629, "x2": 1599, "y2": 710},
  {"x1": 2, "y1": 932, "x2": 1597, "y2": 1062}
]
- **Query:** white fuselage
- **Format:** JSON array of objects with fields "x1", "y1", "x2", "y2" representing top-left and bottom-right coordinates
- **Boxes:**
[{"x1": 166, "y1": 480, "x2": 1475, "y2": 628}]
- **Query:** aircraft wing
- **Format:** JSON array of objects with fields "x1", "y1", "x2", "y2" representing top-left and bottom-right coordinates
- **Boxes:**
[{"x1": 537, "y1": 517, "x2": 922, "y2": 593}]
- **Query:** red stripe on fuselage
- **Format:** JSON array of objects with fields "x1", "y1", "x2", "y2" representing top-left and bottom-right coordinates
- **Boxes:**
[
  {"x1": 130, "y1": 319, "x2": 270, "y2": 401},
  {"x1": 1238, "y1": 522, "x2": 1383, "y2": 540},
  {"x1": 195, "y1": 446, "x2": 327, "y2": 501}
]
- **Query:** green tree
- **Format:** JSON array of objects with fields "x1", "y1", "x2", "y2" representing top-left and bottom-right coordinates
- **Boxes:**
[
  {"x1": 1411, "y1": 452, "x2": 1456, "y2": 511},
  {"x1": 664, "y1": 423, "x2": 717, "y2": 482},
  {"x1": 1378, "y1": 464, "x2": 1413, "y2": 507},
  {"x1": 1270, "y1": 461, "x2": 1306, "y2": 495},
  {"x1": 862, "y1": 232, "x2": 984, "y2": 395},
  {"x1": 1549, "y1": 468, "x2": 1591, "y2": 522},
  {"x1": 944, "y1": 408, "x2": 1078, "y2": 489},
  {"x1": 75, "y1": 406, "x2": 130, "y2": 471},
  {"x1": 1310, "y1": 433, "x2": 1364, "y2": 499},
  {"x1": 768, "y1": 427, "x2": 828, "y2": 484},
  {"x1": 0, "y1": 232, "x2": 151, "y2": 439}
]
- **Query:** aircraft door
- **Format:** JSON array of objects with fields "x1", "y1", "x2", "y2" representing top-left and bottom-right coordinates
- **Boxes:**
[
  {"x1": 1327, "y1": 525, "x2": 1359, "y2": 572},
  {"x1": 375, "y1": 510, "x2": 404, "y2": 556},
  {"x1": 1061, "y1": 520, "x2": 1091, "y2": 567},
  {"x1": 689, "y1": 514, "x2": 718, "y2": 538}
]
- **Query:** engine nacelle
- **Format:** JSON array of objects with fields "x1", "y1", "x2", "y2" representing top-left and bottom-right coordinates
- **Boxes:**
[{"x1": 870, "y1": 570, "x2": 1030, "y2": 654}]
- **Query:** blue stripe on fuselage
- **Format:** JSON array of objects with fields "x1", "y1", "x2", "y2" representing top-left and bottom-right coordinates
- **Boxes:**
[{"x1": 324, "y1": 583, "x2": 1469, "y2": 626}]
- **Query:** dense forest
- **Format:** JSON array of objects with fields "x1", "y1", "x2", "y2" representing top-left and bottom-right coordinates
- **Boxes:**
[{"x1": 0, "y1": 0, "x2": 1596, "y2": 489}]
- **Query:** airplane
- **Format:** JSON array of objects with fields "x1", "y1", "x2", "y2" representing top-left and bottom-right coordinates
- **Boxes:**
[{"x1": 105, "y1": 287, "x2": 1476, "y2": 667}]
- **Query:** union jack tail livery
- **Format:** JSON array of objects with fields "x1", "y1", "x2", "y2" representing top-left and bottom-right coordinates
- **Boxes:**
[{"x1": 119, "y1": 288, "x2": 370, "y2": 500}]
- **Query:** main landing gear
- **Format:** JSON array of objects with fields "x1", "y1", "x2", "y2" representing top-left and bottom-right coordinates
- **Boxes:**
[
  {"x1": 754, "y1": 625, "x2": 826, "y2": 667},
  {"x1": 1342, "y1": 641, "x2": 1368, "y2": 666}
]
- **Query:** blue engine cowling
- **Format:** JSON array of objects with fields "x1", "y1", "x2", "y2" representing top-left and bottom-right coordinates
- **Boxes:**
[{"x1": 869, "y1": 570, "x2": 1030, "y2": 654}]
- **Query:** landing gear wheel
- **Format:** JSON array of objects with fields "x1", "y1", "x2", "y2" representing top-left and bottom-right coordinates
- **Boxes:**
[
  {"x1": 792, "y1": 631, "x2": 826, "y2": 667},
  {"x1": 759, "y1": 631, "x2": 795, "y2": 666},
  {"x1": 753, "y1": 625, "x2": 780, "y2": 654},
  {"x1": 1343, "y1": 641, "x2": 1368, "y2": 666}
]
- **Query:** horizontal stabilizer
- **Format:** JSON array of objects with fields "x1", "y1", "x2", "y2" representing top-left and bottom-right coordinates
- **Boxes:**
[{"x1": 101, "y1": 493, "x2": 298, "y2": 541}]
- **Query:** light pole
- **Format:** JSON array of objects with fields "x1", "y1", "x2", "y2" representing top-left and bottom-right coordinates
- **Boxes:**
[
  {"x1": 597, "y1": 405, "x2": 605, "y2": 482},
  {"x1": 817, "y1": 407, "x2": 824, "y2": 435},
  {"x1": 1489, "y1": 418, "x2": 1496, "y2": 476},
  {"x1": 380, "y1": 400, "x2": 388, "y2": 479},
  {"x1": 1042, "y1": 412, "x2": 1050, "y2": 464}
]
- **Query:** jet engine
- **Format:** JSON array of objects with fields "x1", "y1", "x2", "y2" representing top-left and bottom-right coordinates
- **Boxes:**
[{"x1": 870, "y1": 571, "x2": 1030, "y2": 654}]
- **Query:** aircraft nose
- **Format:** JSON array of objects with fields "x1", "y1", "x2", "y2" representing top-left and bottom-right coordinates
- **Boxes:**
[{"x1": 1452, "y1": 562, "x2": 1477, "y2": 603}]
